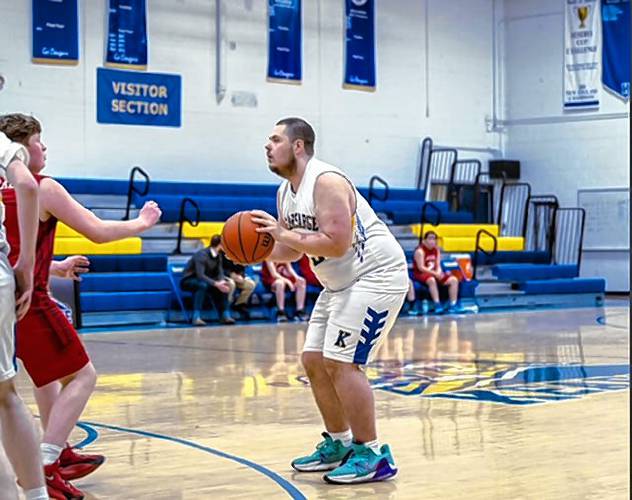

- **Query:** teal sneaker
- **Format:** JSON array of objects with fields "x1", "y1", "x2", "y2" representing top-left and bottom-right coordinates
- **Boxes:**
[
  {"x1": 323, "y1": 442, "x2": 397, "y2": 484},
  {"x1": 291, "y1": 433, "x2": 353, "y2": 472}
]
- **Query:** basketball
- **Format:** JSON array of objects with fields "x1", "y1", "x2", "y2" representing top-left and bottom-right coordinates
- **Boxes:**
[{"x1": 221, "y1": 211, "x2": 275, "y2": 265}]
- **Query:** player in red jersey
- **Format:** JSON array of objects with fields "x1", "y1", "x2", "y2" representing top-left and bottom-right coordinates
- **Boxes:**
[{"x1": 0, "y1": 113, "x2": 161, "y2": 499}]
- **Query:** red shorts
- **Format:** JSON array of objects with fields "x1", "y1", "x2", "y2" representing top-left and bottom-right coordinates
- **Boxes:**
[
  {"x1": 16, "y1": 291, "x2": 90, "y2": 388},
  {"x1": 414, "y1": 272, "x2": 453, "y2": 286}
]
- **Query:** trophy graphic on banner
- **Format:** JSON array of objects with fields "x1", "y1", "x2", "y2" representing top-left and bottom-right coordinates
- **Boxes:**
[{"x1": 576, "y1": 5, "x2": 589, "y2": 29}]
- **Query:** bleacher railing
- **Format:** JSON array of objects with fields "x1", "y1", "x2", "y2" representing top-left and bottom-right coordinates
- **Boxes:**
[
  {"x1": 552, "y1": 207, "x2": 586, "y2": 270},
  {"x1": 424, "y1": 148, "x2": 458, "y2": 202},
  {"x1": 525, "y1": 195, "x2": 559, "y2": 259},
  {"x1": 474, "y1": 170, "x2": 494, "y2": 223},
  {"x1": 416, "y1": 137, "x2": 433, "y2": 190},
  {"x1": 448, "y1": 159, "x2": 481, "y2": 213},
  {"x1": 73, "y1": 281, "x2": 82, "y2": 329},
  {"x1": 124, "y1": 166, "x2": 151, "y2": 221},
  {"x1": 367, "y1": 175, "x2": 389, "y2": 207},
  {"x1": 472, "y1": 229, "x2": 498, "y2": 280},
  {"x1": 418, "y1": 202, "x2": 442, "y2": 245},
  {"x1": 498, "y1": 181, "x2": 531, "y2": 237},
  {"x1": 174, "y1": 197, "x2": 201, "y2": 255}
]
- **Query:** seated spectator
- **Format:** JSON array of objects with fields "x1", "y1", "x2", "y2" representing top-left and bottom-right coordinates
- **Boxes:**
[
  {"x1": 297, "y1": 254, "x2": 322, "y2": 288},
  {"x1": 181, "y1": 235, "x2": 235, "y2": 326},
  {"x1": 412, "y1": 231, "x2": 460, "y2": 314},
  {"x1": 262, "y1": 260, "x2": 308, "y2": 322},
  {"x1": 403, "y1": 279, "x2": 419, "y2": 316},
  {"x1": 221, "y1": 250, "x2": 256, "y2": 320}
]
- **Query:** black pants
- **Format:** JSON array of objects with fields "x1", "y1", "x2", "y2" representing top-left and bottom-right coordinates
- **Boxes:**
[{"x1": 180, "y1": 277, "x2": 229, "y2": 318}]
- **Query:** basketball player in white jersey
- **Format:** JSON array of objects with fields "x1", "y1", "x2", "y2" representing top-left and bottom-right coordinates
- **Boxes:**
[
  {"x1": 0, "y1": 132, "x2": 48, "y2": 499},
  {"x1": 252, "y1": 117, "x2": 408, "y2": 484}
]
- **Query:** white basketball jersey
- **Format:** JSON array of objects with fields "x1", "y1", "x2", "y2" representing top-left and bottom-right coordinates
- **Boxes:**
[{"x1": 278, "y1": 157, "x2": 408, "y2": 293}]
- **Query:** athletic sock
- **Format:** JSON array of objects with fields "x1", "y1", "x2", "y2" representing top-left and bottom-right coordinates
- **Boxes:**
[
  {"x1": 358, "y1": 438, "x2": 381, "y2": 454},
  {"x1": 41, "y1": 442, "x2": 63, "y2": 466},
  {"x1": 24, "y1": 487, "x2": 48, "y2": 500},
  {"x1": 329, "y1": 429, "x2": 353, "y2": 447}
]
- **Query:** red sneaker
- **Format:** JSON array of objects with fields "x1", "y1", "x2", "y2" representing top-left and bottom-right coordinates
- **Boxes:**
[
  {"x1": 59, "y1": 444, "x2": 105, "y2": 481},
  {"x1": 45, "y1": 461, "x2": 84, "y2": 500}
]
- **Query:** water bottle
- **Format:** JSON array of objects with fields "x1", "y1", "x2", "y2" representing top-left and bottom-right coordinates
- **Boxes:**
[{"x1": 421, "y1": 300, "x2": 429, "y2": 315}]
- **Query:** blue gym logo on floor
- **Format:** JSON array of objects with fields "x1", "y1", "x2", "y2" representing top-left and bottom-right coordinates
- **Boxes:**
[{"x1": 298, "y1": 361, "x2": 630, "y2": 406}]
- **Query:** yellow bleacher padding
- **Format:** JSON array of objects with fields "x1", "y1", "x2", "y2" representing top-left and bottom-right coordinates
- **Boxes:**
[
  {"x1": 439, "y1": 236, "x2": 524, "y2": 252},
  {"x1": 410, "y1": 224, "x2": 499, "y2": 238},
  {"x1": 53, "y1": 237, "x2": 142, "y2": 255},
  {"x1": 56, "y1": 222, "x2": 82, "y2": 238},
  {"x1": 182, "y1": 222, "x2": 225, "y2": 238}
]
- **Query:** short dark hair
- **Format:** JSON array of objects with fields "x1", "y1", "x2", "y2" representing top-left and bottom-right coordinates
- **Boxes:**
[
  {"x1": 423, "y1": 230, "x2": 438, "y2": 240},
  {"x1": 276, "y1": 117, "x2": 315, "y2": 155},
  {"x1": 210, "y1": 234, "x2": 222, "y2": 248},
  {"x1": 0, "y1": 113, "x2": 42, "y2": 146}
]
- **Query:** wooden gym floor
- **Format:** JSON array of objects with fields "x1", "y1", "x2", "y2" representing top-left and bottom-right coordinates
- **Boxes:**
[{"x1": 1, "y1": 303, "x2": 629, "y2": 499}]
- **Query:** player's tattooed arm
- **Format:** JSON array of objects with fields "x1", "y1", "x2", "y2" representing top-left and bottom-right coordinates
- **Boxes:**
[{"x1": 253, "y1": 173, "x2": 353, "y2": 258}]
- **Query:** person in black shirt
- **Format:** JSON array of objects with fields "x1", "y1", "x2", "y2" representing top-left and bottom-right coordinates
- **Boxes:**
[
  {"x1": 181, "y1": 235, "x2": 235, "y2": 326},
  {"x1": 221, "y1": 252, "x2": 256, "y2": 320}
]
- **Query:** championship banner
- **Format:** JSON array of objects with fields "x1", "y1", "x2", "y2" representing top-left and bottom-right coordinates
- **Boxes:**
[
  {"x1": 564, "y1": 0, "x2": 600, "y2": 109},
  {"x1": 105, "y1": 0, "x2": 148, "y2": 70},
  {"x1": 343, "y1": 0, "x2": 376, "y2": 92},
  {"x1": 267, "y1": 0, "x2": 302, "y2": 84},
  {"x1": 601, "y1": 0, "x2": 630, "y2": 101},
  {"x1": 96, "y1": 68, "x2": 181, "y2": 127},
  {"x1": 32, "y1": 0, "x2": 79, "y2": 65}
]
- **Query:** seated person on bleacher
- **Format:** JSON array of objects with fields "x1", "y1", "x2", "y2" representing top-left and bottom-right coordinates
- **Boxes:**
[
  {"x1": 297, "y1": 254, "x2": 322, "y2": 288},
  {"x1": 220, "y1": 245, "x2": 256, "y2": 320},
  {"x1": 180, "y1": 235, "x2": 235, "y2": 326},
  {"x1": 412, "y1": 230, "x2": 461, "y2": 314},
  {"x1": 261, "y1": 260, "x2": 309, "y2": 322},
  {"x1": 403, "y1": 279, "x2": 420, "y2": 316}
]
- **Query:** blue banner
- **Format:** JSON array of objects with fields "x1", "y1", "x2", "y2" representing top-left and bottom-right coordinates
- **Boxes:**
[
  {"x1": 96, "y1": 68, "x2": 181, "y2": 127},
  {"x1": 344, "y1": 0, "x2": 376, "y2": 91},
  {"x1": 602, "y1": 0, "x2": 630, "y2": 101},
  {"x1": 267, "y1": 0, "x2": 302, "y2": 84},
  {"x1": 32, "y1": 0, "x2": 79, "y2": 65},
  {"x1": 106, "y1": 0, "x2": 148, "y2": 70}
]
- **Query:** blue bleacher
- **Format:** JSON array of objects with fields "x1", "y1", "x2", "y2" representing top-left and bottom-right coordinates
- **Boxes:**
[
  {"x1": 492, "y1": 264, "x2": 579, "y2": 281},
  {"x1": 81, "y1": 254, "x2": 169, "y2": 273},
  {"x1": 517, "y1": 278, "x2": 606, "y2": 295},
  {"x1": 80, "y1": 272, "x2": 171, "y2": 292},
  {"x1": 81, "y1": 291, "x2": 172, "y2": 312},
  {"x1": 55, "y1": 176, "x2": 607, "y2": 326},
  {"x1": 471, "y1": 251, "x2": 551, "y2": 265},
  {"x1": 135, "y1": 194, "x2": 278, "y2": 222},
  {"x1": 57, "y1": 178, "x2": 129, "y2": 195}
]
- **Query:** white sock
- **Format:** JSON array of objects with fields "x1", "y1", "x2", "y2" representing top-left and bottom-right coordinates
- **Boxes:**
[
  {"x1": 362, "y1": 439, "x2": 381, "y2": 454},
  {"x1": 329, "y1": 429, "x2": 353, "y2": 447},
  {"x1": 40, "y1": 442, "x2": 63, "y2": 466},
  {"x1": 450, "y1": 300, "x2": 457, "y2": 306},
  {"x1": 24, "y1": 487, "x2": 48, "y2": 500}
]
